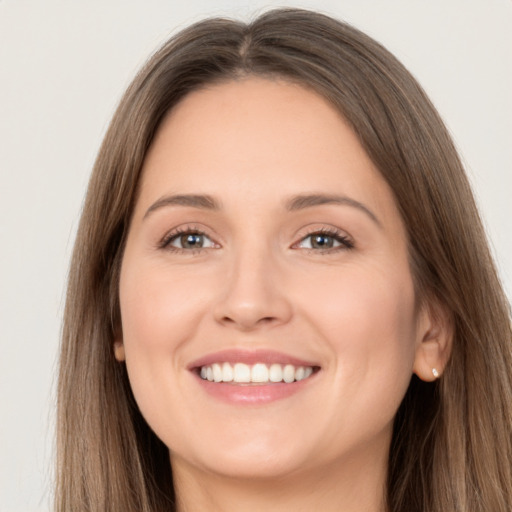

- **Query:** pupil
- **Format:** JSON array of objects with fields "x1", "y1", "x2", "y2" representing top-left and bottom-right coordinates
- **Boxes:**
[
  {"x1": 182, "y1": 233, "x2": 203, "y2": 248},
  {"x1": 312, "y1": 235, "x2": 333, "y2": 248}
]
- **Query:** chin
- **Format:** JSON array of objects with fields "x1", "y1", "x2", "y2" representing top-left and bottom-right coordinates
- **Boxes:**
[{"x1": 170, "y1": 430, "x2": 315, "y2": 481}]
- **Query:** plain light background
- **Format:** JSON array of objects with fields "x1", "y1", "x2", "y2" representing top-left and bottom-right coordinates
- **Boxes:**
[{"x1": 0, "y1": 1, "x2": 510, "y2": 510}]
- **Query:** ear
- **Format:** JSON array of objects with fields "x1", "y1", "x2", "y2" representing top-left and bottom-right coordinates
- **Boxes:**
[
  {"x1": 113, "y1": 331, "x2": 126, "y2": 362},
  {"x1": 413, "y1": 300, "x2": 453, "y2": 381}
]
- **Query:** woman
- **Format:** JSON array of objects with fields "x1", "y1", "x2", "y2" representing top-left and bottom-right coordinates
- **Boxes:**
[{"x1": 56, "y1": 8, "x2": 512, "y2": 512}]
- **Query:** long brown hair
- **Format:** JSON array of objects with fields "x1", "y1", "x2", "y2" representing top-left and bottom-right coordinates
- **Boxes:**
[{"x1": 57, "y1": 8, "x2": 512, "y2": 511}]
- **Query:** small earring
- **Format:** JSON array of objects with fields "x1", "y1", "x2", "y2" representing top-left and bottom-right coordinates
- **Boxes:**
[
  {"x1": 432, "y1": 368, "x2": 440, "y2": 378},
  {"x1": 113, "y1": 341, "x2": 126, "y2": 362}
]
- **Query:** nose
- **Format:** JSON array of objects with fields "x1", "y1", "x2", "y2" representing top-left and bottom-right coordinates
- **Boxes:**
[{"x1": 213, "y1": 246, "x2": 293, "y2": 331}]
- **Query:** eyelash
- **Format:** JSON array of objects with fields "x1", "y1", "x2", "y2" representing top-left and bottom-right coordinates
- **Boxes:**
[
  {"x1": 159, "y1": 226, "x2": 354, "y2": 254},
  {"x1": 294, "y1": 227, "x2": 354, "y2": 253},
  {"x1": 159, "y1": 226, "x2": 215, "y2": 253}
]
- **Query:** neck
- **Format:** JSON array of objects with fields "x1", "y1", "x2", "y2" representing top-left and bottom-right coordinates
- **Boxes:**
[{"x1": 172, "y1": 448, "x2": 388, "y2": 512}]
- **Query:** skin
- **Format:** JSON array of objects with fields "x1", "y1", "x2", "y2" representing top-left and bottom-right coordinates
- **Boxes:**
[{"x1": 116, "y1": 77, "x2": 450, "y2": 512}]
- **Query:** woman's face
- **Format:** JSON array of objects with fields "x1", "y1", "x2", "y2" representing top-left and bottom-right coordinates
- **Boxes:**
[{"x1": 117, "y1": 77, "x2": 432, "y2": 480}]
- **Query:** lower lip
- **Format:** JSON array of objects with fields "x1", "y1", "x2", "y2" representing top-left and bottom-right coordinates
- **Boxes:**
[{"x1": 193, "y1": 374, "x2": 316, "y2": 405}]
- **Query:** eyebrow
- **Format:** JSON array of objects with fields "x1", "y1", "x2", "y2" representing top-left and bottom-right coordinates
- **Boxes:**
[
  {"x1": 143, "y1": 192, "x2": 381, "y2": 227},
  {"x1": 285, "y1": 194, "x2": 381, "y2": 227},
  {"x1": 144, "y1": 194, "x2": 221, "y2": 219}
]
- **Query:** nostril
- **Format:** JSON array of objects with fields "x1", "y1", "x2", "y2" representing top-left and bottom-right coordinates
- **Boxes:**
[
  {"x1": 220, "y1": 315, "x2": 277, "y2": 330},
  {"x1": 213, "y1": 278, "x2": 294, "y2": 330}
]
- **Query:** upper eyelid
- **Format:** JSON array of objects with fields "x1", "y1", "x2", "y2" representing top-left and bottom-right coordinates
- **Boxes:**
[
  {"x1": 159, "y1": 225, "x2": 218, "y2": 249},
  {"x1": 294, "y1": 225, "x2": 352, "y2": 241}
]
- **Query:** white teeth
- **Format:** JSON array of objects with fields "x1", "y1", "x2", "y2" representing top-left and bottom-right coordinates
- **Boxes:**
[
  {"x1": 269, "y1": 363, "x2": 283, "y2": 382},
  {"x1": 283, "y1": 364, "x2": 295, "y2": 383},
  {"x1": 222, "y1": 362, "x2": 234, "y2": 382},
  {"x1": 199, "y1": 362, "x2": 316, "y2": 384},
  {"x1": 233, "y1": 363, "x2": 251, "y2": 383},
  {"x1": 251, "y1": 363, "x2": 269, "y2": 383},
  {"x1": 212, "y1": 363, "x2": 223, "y2": 382}
]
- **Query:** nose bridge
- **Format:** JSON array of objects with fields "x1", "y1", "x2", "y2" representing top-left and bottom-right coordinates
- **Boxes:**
[{"x1": 214, "y1": 235, "x2": 292, "y2": 330}]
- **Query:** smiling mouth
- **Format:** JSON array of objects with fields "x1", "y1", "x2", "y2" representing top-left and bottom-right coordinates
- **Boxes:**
[{"x1": 198, "y1": 362, "x2": 319, "y2": 384}]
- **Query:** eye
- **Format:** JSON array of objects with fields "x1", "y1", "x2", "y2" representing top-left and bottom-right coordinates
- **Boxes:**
[
  {"x1": 296, "y1": 230, "x2": 354, "y2": 251},
  {"x1": 161, "y1": 229, "x2": 217, "y2": 251}
]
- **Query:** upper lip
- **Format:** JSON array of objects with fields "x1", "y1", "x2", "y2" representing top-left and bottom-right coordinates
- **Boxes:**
[{"x1": 188, "y1": 349, "x2": 320, "y2": 370}]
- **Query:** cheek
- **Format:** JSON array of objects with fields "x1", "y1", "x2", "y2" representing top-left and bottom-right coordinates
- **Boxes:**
[
  {"x1": 297, "y1": 263, "x2": 418, "y2": 403},
  {"x1": 118, "y1": 260, "x2": 215, "y2": 439},
  {"x1": 117, "y1": 258, "x2": 208, "y2": 388},
  {"x1": 119, "y1": 260, "x2": 213, "y2": 354}
]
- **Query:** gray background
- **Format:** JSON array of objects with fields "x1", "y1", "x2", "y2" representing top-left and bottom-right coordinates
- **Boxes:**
[{"x1": 1, "y1": 1, "x2": 510, "y2": 510}]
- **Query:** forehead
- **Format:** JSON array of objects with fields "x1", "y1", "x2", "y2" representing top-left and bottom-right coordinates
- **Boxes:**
[{"x1": 137, "y1": 77, "x2": 399, "y2": 225}]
